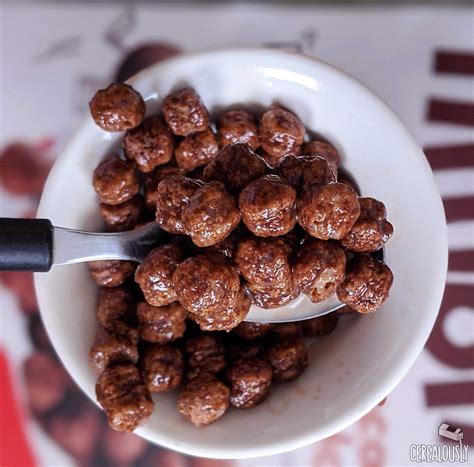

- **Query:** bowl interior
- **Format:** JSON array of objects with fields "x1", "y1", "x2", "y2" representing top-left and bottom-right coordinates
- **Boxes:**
[{"x1": 35, "y1": 49, "x2": 447, "y2": 459}]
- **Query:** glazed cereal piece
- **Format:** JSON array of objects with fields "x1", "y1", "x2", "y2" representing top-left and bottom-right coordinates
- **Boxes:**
[
  {"x1": 232, "y1": 322, "x2": 275, "y2": 340},
  {"x1": 301, "y1": 314, "x2": 339, "y2": 337},
  {"x1": 163, "y1": 88, "x2": 210, "y2": 136},
  {"x1": 239, "y1": 175, "x2": 296, "y2": 237},
  {"x1": 123, "y1": 116, "x2": 174, "y2": 173},
  {"x1": 266, "y1": 338, "x2": 308, "y2": 382},
  {"x1": 144, "y1": 165, "x2": 186, "y2": 212},
  {"x1": 155, "y1": 175, "x2": 202, "y2": 234},
  {"x1": 226, "y1": 357, "x2": 272, "y2": 409},
  {"x1": 258, "y1": 147, "x2": 290, "y2": 169},
  {"x1": 205, "y1": 231, "x2": 238, "y2": 259},
  {"x1": 301, "y1": 140, "x2": 340, "y2": 172},
  {"x1": 259, "y1": 107, "x2": 305, "y2": 162},
  {"x1": 141, "y1": 344, "x2": 184, "y2": 392},
  {"x1": 177, "y1": 372, "x2": 230, "y2": 427},
  {"x1": 93, "y1": 157, "x2": 139, "y2": 205},
  {"x1": 203, "y1": 143, "x2": 269, "y2": 194},
  {"x1": 173, "y1": 253, "x2": 240, "y2": 316},
  {"x1": 96, "y1": 286, "x2": 135, "y2": 330},
  {"x1": 272, "y1": 323, "x2": 301, "y2": 340},
  {"x1": 247, "y1": 280, "x2": 297, "y2": 309},
  {"x1": 190, "y1": 285, "x2": 251, "y2": 332},
  {"x1": 235, "y1": 236, "x2": 292, "y2": 286},
  {"x1": 277, "y1": 154, "x2": 336, "y2": 191},
  {"x1": 100, "y1": 195, "x2": 144, "y2": 232},
  {"x1": 226, "y1": 340, "x2": 265, "y2": 362},
  {"x1": 216, "y1": 110, "x2": 260, "y2": 150},
  {"x1": 96, "y1": 363, "x2": 154, "y2": 432},
  {"x1": 297, "y1": 182, "x2": 360, "y2": 240},
  {"x1": 182, "y1": 181, "x2": 241, "y2": 247},
  {"x1": 136, "y1": 301, "x2": 187, "y2": 343},
  {"x1": 89, "y1": 327, "x2": 139, "y2": 373},
  {"x1": 89, "y1": 83, "x2": 145, "y2": 132},
  {"x1": 337, "y1": 254, "x2": 394, "y2": 313},
  {"x1": 135, "y1": 244, "x2": 183, "y2": 306},
  {"x1": 89, "y1": 260, "x2": 135, "y2": 288},
  {"x1": 341, "y1": 197, "x2": 394, "y2": 253},
  {"x1": 184, "y1": 334, "x2": 226, "y2": 380},
  {"x1": 175, "y1": 128, "x2": 219, "y2": 171},
  {"x1": 292, "y1": 238, "x2": 346, "y2": 303}
]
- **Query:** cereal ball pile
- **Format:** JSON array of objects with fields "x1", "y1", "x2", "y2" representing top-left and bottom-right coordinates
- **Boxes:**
[{"x1": 88, "y1": 84, "x2": 394, "y2": 431}]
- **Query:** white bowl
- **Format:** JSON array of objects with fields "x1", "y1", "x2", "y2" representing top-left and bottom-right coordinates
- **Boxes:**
[{"x1": 35, "y1": 48, "x2": 447, "y2": 459}]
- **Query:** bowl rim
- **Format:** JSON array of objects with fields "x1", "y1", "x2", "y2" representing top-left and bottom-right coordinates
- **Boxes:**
[{"x1": 35, "y1": 47, "x2": 448, "y2": 459}]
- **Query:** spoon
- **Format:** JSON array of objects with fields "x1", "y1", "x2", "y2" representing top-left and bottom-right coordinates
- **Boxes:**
[{"x1": 0, "y1": 217, "x2": 348, "y2": 323}]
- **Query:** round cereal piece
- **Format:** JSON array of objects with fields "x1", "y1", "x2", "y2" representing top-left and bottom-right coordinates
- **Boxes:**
[
  {"x1": 266, "y1": 338, "x2": 308, "y2": 382},
  {"x1": 89, "y1": 260, "x2": 135, "y2": 287},
  {"x1": 203, "y1": 143, "x2": 269, "y2": 194},
  {"x1": 123, "y1": 116, "x2": 174, "y2": 173},
  {"x1": 100, "y1": 195, "x2": 144, "y2": 232},
  {"x1": 337, "y1": 254, "x2": 394, "y2": 313},
  {"x1": 258, "y1": 147, "x2": 293, "y2": 169},
  {"x1": 89, "y1": 83, "x2": 145, "y2": 132},
  {"x1": 135, "y1": 244, "x2": 183, "y2": 306},
  {"x1": 96, "y1": 363, "x2": 154, "y2": 432},
  {"x1": 216, "y1": 110, "x2": 260, "y2": 150},
  {"x1": 341, "y1": 197, "x2": 394, "y2": 252},
  {"x1": 301, "y1": 140, "x2": 340, "y2": 172},
  {"x1": 292, "y1": 238, "x2": 346, "y2": 303},
  {"x1": 302, "y1": 314, "x2": 339, "y2": 337},
  {"x1": 204, "y1": 230, "x2": 238, "y2": 259},
  {"x1": 272, "y1": 323, "x2": 301, "y2": 340},
  {"x1": 297, "y1": 182, "x2": 361, "y2": 240},
  {"x1": 232, "y1": 321, "x2": 275, "y2": 340},
  {"x1": 247, "y1": 280, "x2": 297, "y2": 309},
  {"x1": 163, "y1": 88, "x2": 210, "y2": 136},
  {"x1": 93, "y1": 157, "x2": 139, "y2": 205},
  {"x1": 184, "y1": 334, "x2": 226, "y2": 380},
  {"x1": 144, "y1": 165, "x2": 186, "y2": 212},
  {"x1": 259, "y1": 107, "x2": 305, "y2": 162},
  {"x1": 182, "y1": 181, "x2": 240, "y2": 247},
  {"x1": 155, "y1": 175, "x2": 202, "y2": 234},
  {"x1": 177, "y1": 372, "x2": 230, "y2": 427},
  {"x1": 235, "y1": 236, "x2": 292, "y2": 286},
  {"x1": 141, "y1": 344, "x2": 184, "y2": 392},
  {"x1": 226, "y1": 340, "x2": 265, "y2": 362},
  {"x1": 226, "y1": 357, "x2": 272, "y2": 409},
  {"x1": 136, "y1": 301, "x2": 187, "y2": 343},
  {"x1": 239, "y1": 174, "x2": 296, "y2": 237},
  {"x1": 173, "y1": 253, "x2": 240, "y2": 315},
  {"x1": 174, "y1": 128, "x2": 219, "y2": 172},
  {"x1": 96, "y1": 286, "x2": 135, "y2": 330},
  {"x1": 277, "y1": 154, "x2": 336, "y2": 191},
  {"x1": 89, "y1": 327, "x2": 139, "y2": 373}
]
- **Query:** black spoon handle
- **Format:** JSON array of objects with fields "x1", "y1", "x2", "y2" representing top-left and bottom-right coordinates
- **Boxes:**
[{"x1": 0, "y1": 218, "x2": 54, "y2": 272}]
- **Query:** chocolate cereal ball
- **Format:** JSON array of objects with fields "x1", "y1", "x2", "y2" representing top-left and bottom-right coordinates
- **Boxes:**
[
  {"x1": 259, "y1": 107, "x2": 305, "y2": 162},
  {"x1": 297, "y1": 182, "x2": 360, "y2": 240},
  {"x1": 272, "y1": 323, "x2": 302, "y2": 340},
  {"x1": 89, "y1": 83, "x2": 145, "y2": 132},
  {"x1": 184, "y1": 334, "x2": 226, "y2": 380},
  {"x1": 239, "y1": 175, "x2": 296, "y2": 237},
  {"x1": 144, "y1": 165, "x2": 186, "y2": 212},
  {"x1": 93, "y1": 157, "x2": 139, "y2": 205},
  {"x1": 155, "y1": 175, "x2": 202, "y2": 234},
  {"x1": 341, "y1": 197, "x2": 394, "y2": 252},
  {"x1": 100, "y1": 195, "x2": 144, "y2": 232},
  {"x1": 175, "y1": 128, "x2": 219, "y2": 171},
  {"x1": 141, "y1": 344, "x2": 184, "y2": 392},
  {"x1": 217, "y1": 110, "x2": 259, "y2": 150},
  {"x1": 136, "y1": 301, "x2": 187, "y2": 343},
  {"x1": 301, "y1": 140, "x2": 340, "y2": 172},
  {"x1": 337, "y1": 254, "x2": 394, "y2": 313},
  {"x1": 247, "y1": 281, "x2": 297, "y2": 309},
  {"x1": 226, "y1": 341, "x2": 264, "y2": 362},
  {"x1": 123, "y1": 116, "x2": 174, "y2": 173},
  {"x1": 96, "y1": 363, "x2": 154, "y2": 432},
  {"x1": 177, "y1": 372, "x2": 230, "y2": 426},
  {"x1": 89, "y1": 327, "x2": 139, "y2": 373},
  {"x1": 277, "y1": 154, "x2": 336, "y2": 191},
  {"x1": 203, "y1": 143, "x2": 269, "y2": 194},
  {"x1": 163, "y1": 88, "x2": 209, "y2": 136},
  {"x1": 182, "y1": 181, "x2": 241, "y2": 247},
  {"x1": 301, "y1": 314, "x2": 339, "y2": 337},
  {"x1": 173, "y1": 253, "x2": 240, "y2": 316},
  {"x1": 96, "y1": 286, "x2": 135, "y2": 330},
  {"x1": 226, "y1": 357, "x2": 272, "y2": 409},
  {"x1": 293, "y1": 238, "x2": 346, "y2": 303},
  {"x1": 232, "y1": 321, "x2": 275, "y2": 340},
  {"x1": 89, "y1": 260, "x2": 135, "y2": 287},
  {"x1": 135, "y1": 244, "x2": 183, "y2": 306},
  {"x1": 266, "y1": 338, "x2": 308, "y2": 382}
]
